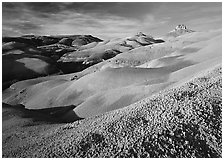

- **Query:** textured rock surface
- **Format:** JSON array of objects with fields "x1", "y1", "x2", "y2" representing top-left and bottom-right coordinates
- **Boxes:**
[
  {"x1": 175, "y1": 24, "x2": 187, "y2": 30},
  {"x1": 2, "y1": 66, "x2": 221, "y2": 158},
  {"x1": 35, "y1": 66, "x2": 222, "y2": 158},
  {"x1": 166, "y1": 24, "x2": 195, "y2": 37}
]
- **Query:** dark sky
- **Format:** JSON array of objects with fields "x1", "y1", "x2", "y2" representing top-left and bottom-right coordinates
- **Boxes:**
[{"x1": 2, "y1": 2, "x2": 222, "y2": 39}]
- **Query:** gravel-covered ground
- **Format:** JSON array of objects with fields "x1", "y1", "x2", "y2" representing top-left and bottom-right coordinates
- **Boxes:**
[{"x1": 2, "y1": 66, "x2": 222, "y2": 158}]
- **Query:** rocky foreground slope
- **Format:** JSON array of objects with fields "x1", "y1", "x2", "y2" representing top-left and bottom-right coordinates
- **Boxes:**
[{"x1": 2, "y1": 65, "x2": 222, "y2": 158}]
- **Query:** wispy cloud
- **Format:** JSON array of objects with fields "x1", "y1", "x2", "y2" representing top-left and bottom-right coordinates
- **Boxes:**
[{"x1": 2, "y1": 2, "x2": 221, "y2": 39}]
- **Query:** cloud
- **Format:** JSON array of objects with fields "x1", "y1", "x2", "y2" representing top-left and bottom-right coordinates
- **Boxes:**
[
  {"x1": 186, "y1": 15, "x2": 222, "y2": 31},
  {"x1": 2, "y1": 3, "x2": 161, "y2": 39},
  {"x1": 2, "y1": 2, "x2": 221, "y2": 39},
  {"x1": 38, "y1": 12, "x2": 148, "y2": 39},
  {"x1": 2, "y1": 2, "x2": 164, "y2": 38}
]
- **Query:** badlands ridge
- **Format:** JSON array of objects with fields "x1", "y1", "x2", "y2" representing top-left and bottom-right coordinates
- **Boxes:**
[{"x1": 2, "y1": 25, "x2": 222, "y2": 157}]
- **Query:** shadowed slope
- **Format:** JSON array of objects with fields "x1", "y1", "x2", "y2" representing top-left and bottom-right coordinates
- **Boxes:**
[
  {"x1": 2, "y1": 54, "x2": 59, "y2": 83},
  {"x1": 2, "y1": 34, "x2": 103, "y2": 88}
]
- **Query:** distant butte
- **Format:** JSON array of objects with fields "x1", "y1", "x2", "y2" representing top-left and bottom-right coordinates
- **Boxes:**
[{"x1": 166, "y1": 24, "x2": 195, "y2": 37}]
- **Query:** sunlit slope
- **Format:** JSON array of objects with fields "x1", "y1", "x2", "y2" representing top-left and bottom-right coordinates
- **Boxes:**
[
  {"x1": 3, "y1": 29, "x2": 221, "y2": 120},
  {"x1": 5, "y1": 65, "x2": 220, "y2": 158}
]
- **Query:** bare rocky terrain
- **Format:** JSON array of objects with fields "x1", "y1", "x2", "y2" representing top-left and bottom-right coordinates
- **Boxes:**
[
  {"x1": 2, "y1": 32, "x2": 164, "y2": 89},
  {"x1": 2, "y1": 64, "x2": 222, "y2": 158},
  {"x1": 2, "y1": 25, "x2": 222, "y2": 158}
]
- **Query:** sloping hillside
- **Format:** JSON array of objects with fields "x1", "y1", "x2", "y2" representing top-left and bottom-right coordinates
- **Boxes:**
[
  {"x1": 2, "y1": 34, "x2": 103, "y2": 87},
  {"x1": 2, "y1": 64, "x2": 221, "y2": 158},
  {"x1": 2, "y1": 33, "x2": 163, "y2": 86},
  {"x1": 3, "y1": 29, "x2": 221, "y2": 121}
]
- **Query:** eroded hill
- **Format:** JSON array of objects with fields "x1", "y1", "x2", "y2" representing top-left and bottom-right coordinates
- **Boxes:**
[{"x1": 2, "y1": 25, "x2": 222, "y2": 158}]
